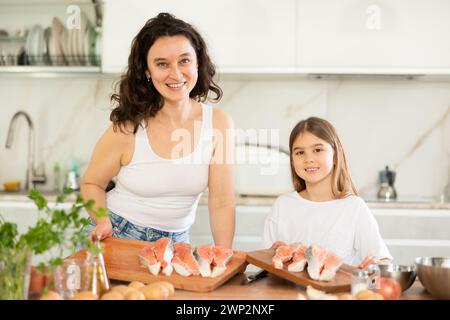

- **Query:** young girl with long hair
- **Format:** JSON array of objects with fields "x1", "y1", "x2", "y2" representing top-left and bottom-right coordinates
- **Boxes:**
[{"x1": 263, "y1": 117, "x2": 391, "y2": 268}]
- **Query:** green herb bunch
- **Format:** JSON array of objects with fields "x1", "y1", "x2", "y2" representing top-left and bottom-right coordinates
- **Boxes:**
[{"x1": 0, "y1": 187, "x2": 108, "y2": 286}]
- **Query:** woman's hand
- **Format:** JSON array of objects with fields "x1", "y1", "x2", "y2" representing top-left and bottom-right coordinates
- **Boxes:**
[{"x1": 89, "y1": 217, "x2": 113, "y2": 241}]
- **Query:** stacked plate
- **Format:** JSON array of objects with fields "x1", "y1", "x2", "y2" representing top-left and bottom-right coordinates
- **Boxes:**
[
  {"x1": 25, "y1": 25, "x2": 45, "y2": 65},
  {"x1": 67, "y1": 10, "x2": 98, "y2": 66},
  {"x1": 25, "y1": 10, "x2": 100, "y2": 66}
]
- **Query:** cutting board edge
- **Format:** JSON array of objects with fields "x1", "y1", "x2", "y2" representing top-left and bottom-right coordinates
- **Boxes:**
[{"x1": 246, "y1": 250, "x2": 352, "y2": 293}]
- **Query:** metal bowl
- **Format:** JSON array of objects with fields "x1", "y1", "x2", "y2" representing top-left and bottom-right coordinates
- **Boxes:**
[
  {"x1": 415, "y1": 257, "x2": 450, "y2": 299},
  {"x1": 378, "y1": 264, "x2": 417, "y2": 292}
]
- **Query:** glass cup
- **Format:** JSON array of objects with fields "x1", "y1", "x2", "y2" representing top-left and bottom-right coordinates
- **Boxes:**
[
  {"x1": 351, "y1": 269, "x2": 369, "y2": 296},
  {"x1": 54, "y1": 258, "x2": 85, "y2": 300},
  {"x1": 366, "y1": 264, "x2": 381, "y2": 290},
  {"x1": 351, "y1": 264, "x2": 381, "y2": 297}
]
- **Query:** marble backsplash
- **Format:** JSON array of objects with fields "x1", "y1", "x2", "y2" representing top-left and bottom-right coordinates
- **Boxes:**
[{"x1": 0, "y1": 76, "x2": 449, "y2": 199}]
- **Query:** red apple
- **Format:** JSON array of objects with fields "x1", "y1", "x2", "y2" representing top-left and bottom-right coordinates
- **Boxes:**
[{"x1": 377, "y1": 277, "x2": 402, "y2": 300}]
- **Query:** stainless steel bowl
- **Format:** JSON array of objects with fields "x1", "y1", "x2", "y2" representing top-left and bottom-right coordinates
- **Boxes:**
[
  {"x1": 378, "y1": 264, "x2": 417, "y2": 292},
  {"x1": 415, "y1": 257, "x2": 450, "y2": 299}
]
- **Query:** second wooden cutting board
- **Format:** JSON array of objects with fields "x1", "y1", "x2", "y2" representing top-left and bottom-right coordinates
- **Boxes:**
[
  {"x1": 71, "y1": 237, "x2": 248, "y2": 293},
  {"x1": 246, "y1": 248, "x2": 356, "y2": 293}
]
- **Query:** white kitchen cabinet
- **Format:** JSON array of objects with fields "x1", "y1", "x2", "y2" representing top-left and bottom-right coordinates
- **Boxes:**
[
  {"x1": 102, "y1": 0, "x2": 296, "y2": 73},
  {"x1": 372, "y1": 208, "x2": 450, "y2": 265},
  {"x1": 192, "y1": 204, "x2": 450, "y2": 267},
  {"x1": 296, "y1": 0, "x2": 450, "y2": 73}
]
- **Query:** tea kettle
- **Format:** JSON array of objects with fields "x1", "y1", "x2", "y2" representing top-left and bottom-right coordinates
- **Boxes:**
[{"x1": 377, "y1": 166, "x2": 397, "y2": 200}]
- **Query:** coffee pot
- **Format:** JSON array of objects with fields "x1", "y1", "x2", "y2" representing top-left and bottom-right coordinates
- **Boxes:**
[{"x1": 377, "y1": 166, "x2": 397, "y2": 200}]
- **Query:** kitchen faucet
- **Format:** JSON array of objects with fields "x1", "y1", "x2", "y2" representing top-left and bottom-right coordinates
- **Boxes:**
[{"x1": 5, "y1": 111, "x2": 46, "y2": 191}]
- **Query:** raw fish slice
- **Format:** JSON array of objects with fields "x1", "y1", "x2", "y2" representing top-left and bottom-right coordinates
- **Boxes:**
[
  {"x1": 138, "y1": 245, "x2": 161, "y2": 275},
  {"x1": 153, "y1": 237, "x2": 174, "y2": 276},
  {"x1": 195, "y1": 245, "x2": 215, "y2": 277},
  {"x1": 272, "y1": 244, "x2": 295, "y2": 269},
  {"x1": 318, "y1": 251, "x2": 343, "y2": 281},
  {"x1": 211, "y1": 246, "x2": 233, "y2": 278},
  {"x1": 305, "y1": 245, "x2": 328, "y2": 280},
  {"x1": 287, "y1": 244, "x2": 308, "y2": 272},
  {"x1": 171, "y1": 243, "x2": 201, "y2": 277}
]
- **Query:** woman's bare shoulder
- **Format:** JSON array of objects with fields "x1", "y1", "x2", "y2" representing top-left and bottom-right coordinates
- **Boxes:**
[
  {"x1": 101, "y1": 121, "x2": 135, "y2": 146},
  {"x1": 211, "y1": 107, "x2": 234, "y2": 129}
]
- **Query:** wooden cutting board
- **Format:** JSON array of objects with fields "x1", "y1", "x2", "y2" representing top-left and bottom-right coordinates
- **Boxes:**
[
  {"x1": 246, "y1": 248, "x2": 356, "y2": 293},
  {"x1": 70, "y1": 237, "x2": 248, "y2": 292}
]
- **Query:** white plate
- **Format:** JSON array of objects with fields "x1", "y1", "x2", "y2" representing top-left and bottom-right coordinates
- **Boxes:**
[
  {"x1": 26, "y1": 25, "x2": 38, "y2": 64},
  {"x1": 94, "y1": 32, "x2": 102, "y2": 65},
  {"x1": 77, "y1": 10, "x2": 89, "y2": 65},
  {"x1": 34, "y1": 26, "x2": 45, "y2": 65},
  {"x1": 51, "y1": 17, "x2": 65, "y2": 65}
]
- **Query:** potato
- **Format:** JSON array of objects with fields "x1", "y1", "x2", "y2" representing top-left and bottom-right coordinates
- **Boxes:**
[
  {"x1": 125, "y1": 290, "x2": 146, "y2": 300},
  {"x1": 355, "y1": 290, "x2": 374, "y2": 300},
  {"x1": 71, "y1": 291, "x2": 98, "y2": 300},
  {"x1": 128, "y1": 281, "x2": 145, "y2": 290},
  {"x1": 139, "y1": 283, "x2": 169, "y2": 300},
  {"x1": 153, "y1": 281, "x2": 175, "y2": 297},
  {"x1": 101, "y1": 291, "x2": 125, "y2": 300},
  {"x1": 339, "y1": 293, "x2": 354, "y2": 300},
  {"x1": 369, "y1": 293, "x2": 384, "y2": 300},
  {"x1": 40, "y1": 291, "x2": 62, "y2": 300},
  {"x1": 111, "y1": 285, "x2": 136, "y2": 295},
  {"x1": 355, "y1": 290, "x2": 385, "y2": 300}
]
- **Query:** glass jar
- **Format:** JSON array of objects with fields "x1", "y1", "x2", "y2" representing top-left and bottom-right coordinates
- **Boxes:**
[
  {"x1": 0, "y1": 248, "x2": 32, "y2": 300},
  {"x1": 351, "y1": 264, "x2": 381, "y2": 296},
  {"x1": 54, "y1": 258, "x2": 85, "y2": 300},
  {"x1": 351, "y1": 269, "x2": 369, "y2": 296},
  {"x1": 366, "y1": 264, "x2": 381, "y2": 290}
]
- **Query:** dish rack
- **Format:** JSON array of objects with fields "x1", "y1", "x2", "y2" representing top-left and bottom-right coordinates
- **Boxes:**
[{"x1": 0, "y1": 1, "x2": 102, "y2": 70}]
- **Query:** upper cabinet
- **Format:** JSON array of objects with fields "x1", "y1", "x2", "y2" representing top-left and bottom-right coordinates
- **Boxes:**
[
  {"x1": 296, "y1": 0, "x2": 450, "y2": 74},
  {"x1": 102, "y1": 0, "x2": 296, "y2": 74},
  {"x1": 101, "y1": 0, "x2": 450, "y2": 75}
]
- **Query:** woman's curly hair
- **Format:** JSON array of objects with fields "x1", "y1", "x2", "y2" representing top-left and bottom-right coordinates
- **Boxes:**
[{"x1": 110, "y1": 12, "x2": 223, "y2": 133}]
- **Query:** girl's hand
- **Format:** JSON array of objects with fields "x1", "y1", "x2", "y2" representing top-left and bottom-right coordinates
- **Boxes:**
[
  {"x1": 357, "y1": 256, "x2": 382, "y2": 269},
  {"x1": 89, "y1": 218, "x2": 113, "y2": 241},
  {"x1": 270, "y1": 241, "x2": 287, "y2": 249}
]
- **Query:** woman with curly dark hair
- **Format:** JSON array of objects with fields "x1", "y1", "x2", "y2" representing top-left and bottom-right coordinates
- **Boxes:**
[{"x1": 81, "y1": 13, "x2": 235, "y2": 248}]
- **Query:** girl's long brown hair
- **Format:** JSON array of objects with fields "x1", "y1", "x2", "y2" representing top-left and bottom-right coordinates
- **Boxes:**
[
  {"x1": 110, "y1": 12, "x2": 222, "y2": 133},
  {"x1": 288, "y1": 117, "x2": 358, "y2": 198}
]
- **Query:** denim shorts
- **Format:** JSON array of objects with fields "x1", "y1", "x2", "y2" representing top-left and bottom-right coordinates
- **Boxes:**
[{"x1": 80, "y1": 211, "x2": 190, "y2": 245}]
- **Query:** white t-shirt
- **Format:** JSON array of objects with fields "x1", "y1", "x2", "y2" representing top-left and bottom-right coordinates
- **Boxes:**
[{"x1": 262, "y1": 191, "x2": 392, "y2": 265}]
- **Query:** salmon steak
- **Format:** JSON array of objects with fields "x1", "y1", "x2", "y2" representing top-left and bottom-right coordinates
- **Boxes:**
[
  {"x1": 195, "y1": 245, "x2": 234, "y2": 278},
  {"x1": 305, "y1": 244, "x2": 343, "y2": 281},
  {"x1": 171, "y1": 243, "x2": 201, "y2": 277},
  {"x1": 270, "y1": 242, "x2": 343, "y2": 281},
  {"x1": 138, "y1": 237, "x2": 174, "y2": 276}
]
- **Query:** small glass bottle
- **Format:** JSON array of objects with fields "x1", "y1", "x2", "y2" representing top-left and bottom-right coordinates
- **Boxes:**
[
  {"x1": 53, "y1": 162, "x2": 61, "y2": 193},
  {"x1": 84, "y1": 238, "x2": 110, "y2": 297}
]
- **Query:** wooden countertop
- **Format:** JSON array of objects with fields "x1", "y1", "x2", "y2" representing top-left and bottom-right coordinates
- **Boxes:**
[{"x1": 112, "y1": 272, "x2": 434, "y2": 300}]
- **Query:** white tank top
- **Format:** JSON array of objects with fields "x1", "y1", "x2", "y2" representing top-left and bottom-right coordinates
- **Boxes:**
[{"x1": 106, "y1": 103, "x2": 214, "y2": 232}]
